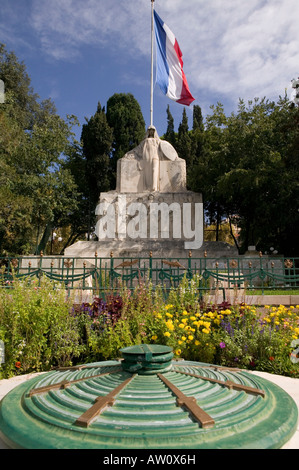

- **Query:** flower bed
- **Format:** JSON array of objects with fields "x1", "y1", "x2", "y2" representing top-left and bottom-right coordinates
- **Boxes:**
[{"x1": 0, "y1": 276, "x2": 298, "y2": 379}]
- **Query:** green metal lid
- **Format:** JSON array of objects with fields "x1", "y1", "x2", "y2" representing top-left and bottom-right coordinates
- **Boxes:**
[
  {"x1": 120, "y1": 344, "x2": 174, "y2": 374},
  {"x1": 0, "y1": 346, "x2": 297, "y2": 449}
]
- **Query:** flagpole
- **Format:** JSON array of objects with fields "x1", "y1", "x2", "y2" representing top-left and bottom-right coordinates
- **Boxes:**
[{"x1": 150, "y1": 0, "x2": 155, "y2": 126}]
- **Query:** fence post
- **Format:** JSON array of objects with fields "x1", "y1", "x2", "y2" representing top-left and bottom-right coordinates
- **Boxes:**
[
  {"x1": 248, "y1": 262, "x2": 252, "y2": 289},
  {"x1": 39, "y1": 252, "x2": 43, "y2": 286},
  {"x1": 110, "y1": 251, "x2": 114, "y2": 290},
  {"x1": 94, "y1": 251, "x2": 98, "y2": 293},
  {"x1": 83, "y1": 261, "x2": 86, "y2": 290},
  {"x1": 149, "y1": 251, "x2": 152, "y2": 281}
]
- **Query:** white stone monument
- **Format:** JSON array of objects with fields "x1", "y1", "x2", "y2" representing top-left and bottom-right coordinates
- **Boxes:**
[{"x1": 65, "y1": 126, "x2": 237, "y2": 259}]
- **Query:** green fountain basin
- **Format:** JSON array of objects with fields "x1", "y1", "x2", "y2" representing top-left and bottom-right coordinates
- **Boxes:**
[{"x1": 0, "y1": 344, "x2": 297, "y2": 449}]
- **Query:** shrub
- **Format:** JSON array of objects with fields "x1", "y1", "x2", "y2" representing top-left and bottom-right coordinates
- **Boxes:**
[
  {"x1": 0, "y1": 276, "x2": 84, "y2": 378},
  {"x1": 0, "y1": 275, "x2": 298, "y2": 379}
]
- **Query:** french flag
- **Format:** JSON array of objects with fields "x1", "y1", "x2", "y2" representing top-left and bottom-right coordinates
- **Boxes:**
[{"x1": 154, "y1": 10, "x2": 195, "y2": 106}]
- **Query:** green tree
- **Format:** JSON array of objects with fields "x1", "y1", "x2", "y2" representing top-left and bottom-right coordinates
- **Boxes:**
[
  {"x1": 164, "y1": 105, "x2": 176, "y2": 147},
  {"x1": 193, "y1": 96, "x2": 299, "y2": 255},
  {"x1": 0, "y1": 44, "x2": 79, "y2": 255},
  {"x1": 60, "y1": 143, "x2": 92, "y2": 251},
  {"x1": 189, "y1": 105, "x2": 205, "y2": 190},
  {"x1": 106, "y1": 93, "x2": 145, "y2": 186},
  {"x1": 176, "y1": 108, "x2": 193, "y2": 185},
  {"x1": 81, "y1": 102, "x2": 113, "y2": 235},
  {"x1": 17, "y1": 112, "x2": 80, "y2": 254}
]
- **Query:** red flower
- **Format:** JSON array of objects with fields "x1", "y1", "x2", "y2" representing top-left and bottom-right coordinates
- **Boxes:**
[
  {"x1": 269, "y1": 356, "x2": 275, "y2": 361},
  {"x1": 15, "y1": 361, "x2": 21, "y2": 368}
]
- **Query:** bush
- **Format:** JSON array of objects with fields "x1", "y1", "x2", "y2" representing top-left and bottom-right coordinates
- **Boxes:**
[
  {"x1": 0, "y1": 276, "x2": 84, "y2": 378},
  {"x1": 0, "y1": 275, "x2": 298, "y2": 379}
]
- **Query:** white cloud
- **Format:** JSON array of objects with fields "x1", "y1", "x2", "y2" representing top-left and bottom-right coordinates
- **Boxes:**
[
  {"x1": 3, "y1": 0, "x2": 299, "y2": 111},
  {"x1": 29, "y1": 0, "x2": 150, "y2": 60}
]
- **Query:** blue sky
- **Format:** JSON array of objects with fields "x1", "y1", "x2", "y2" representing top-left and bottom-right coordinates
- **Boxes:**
[{"x1": 1, "y1": 0, "x2": 299, "y2": 142}]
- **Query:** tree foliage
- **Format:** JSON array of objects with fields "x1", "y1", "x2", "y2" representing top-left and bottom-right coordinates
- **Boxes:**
[
  {"x1": 80, "y1": 102, "x2": 113, "y2": 235},
  {"x1": 0, "y1": 44, "x2": 79, "y2": 255},
  {"x1": 75, "y1": 94, "x2": 146, "y2": 243},
  {"x1": 106, "y1": 93, "x2": 145, "y2": 186},
  {"x1": 191, "y1": 96, "x2": 299, "y2": 255}
]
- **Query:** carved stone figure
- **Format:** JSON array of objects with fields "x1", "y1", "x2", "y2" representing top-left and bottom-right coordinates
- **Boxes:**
[
  {"x1": 143, "y1": 126, "x2": 160, "y2": 191},
  {"x1": 117, "y1": 125, "x2": 186, "y2": 193}
]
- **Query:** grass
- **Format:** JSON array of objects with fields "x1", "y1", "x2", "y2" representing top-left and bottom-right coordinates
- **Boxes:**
[{"x1": 246, "y1": 289, "x2": 299, "y2": 295}]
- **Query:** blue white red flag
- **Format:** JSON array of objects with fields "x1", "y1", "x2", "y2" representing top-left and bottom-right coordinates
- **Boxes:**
[{"x1": 154, "y1": 10, "x2": 195, "y2": 106}]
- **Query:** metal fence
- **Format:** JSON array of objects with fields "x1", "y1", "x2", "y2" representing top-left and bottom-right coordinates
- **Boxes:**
[{"x1": 1, "y1": 252, "x2": 299, "y2": 298}]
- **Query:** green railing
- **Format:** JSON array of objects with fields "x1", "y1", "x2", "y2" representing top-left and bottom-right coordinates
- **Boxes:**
[{"x1": 1, "y1": 252, "x2": 299, "y2": 298}]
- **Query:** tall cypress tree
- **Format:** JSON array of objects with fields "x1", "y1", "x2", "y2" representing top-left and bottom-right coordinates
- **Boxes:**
[
  {"x1": 106, "y1": 93, "x2": 145, "y2": 185},
  {"x1": 190, "y1": 105, "x2": 205, "y2": 189},
  {"x1": 164, "y1": 105, "x2": 176, "y2": 146},
  {"x1": 81, "y1": 102, "x2": 113, "y2": 211},
  {"x1": 177, "y1": 109, "x2": 193, "y2": 184}
]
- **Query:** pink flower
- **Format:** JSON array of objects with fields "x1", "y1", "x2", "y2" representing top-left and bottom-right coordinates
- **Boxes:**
[{"x1": 219, "y1": 342, "x2": 226, "y2": 349}]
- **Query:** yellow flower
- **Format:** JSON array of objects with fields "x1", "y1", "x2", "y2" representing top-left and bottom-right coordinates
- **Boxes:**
[
  {"x1": 164, "y1": 331, "x2": 171, "y2": 337},
  {"x1": 175, "y1": 349, "x2": 181, "y2": 356},
  {"x1": 165, "y1": 304, "x2": 173, "y2": 310},
  {"x1": 179, "y1": 323, "x2": 185, "y2": 329},
  {"x1": 190, "y1": 316, "x2": 196, "y2": 321},
  {"x1": 181, "y1": 318, "x2": 188, "y2": 324},
  {"x1": 166, "y1": 312, "x2": 173, "y2": 318},
  {"x1": 151, "y1": 335, "x2": 157, "y2": 340},
  {"x1": 194, "y1": 340, "x2": 200, "y2": 346},
  {"x1": 165, "y1": 320, "x2": 174, "y2": 330},
  {"x1": 181, "y1": 336, "x2": 186, "y2": 341},
  {"x1": 202, "y1": 328, "x2": 210, "y2": 334},
  {"x1": 182, "y1": 310, "x2": 188, "y2": 316},
  {"x1": 188, "y1": 335, "x2": 194, "y2": 341}
]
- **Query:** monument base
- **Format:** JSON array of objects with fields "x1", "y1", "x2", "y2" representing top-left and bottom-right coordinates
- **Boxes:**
[
  {"x1": 64, "y1": 239, "x2": 238, "y2": 259},
  {"x1": 94, "y1": 190, "x2": 203, "y2": 248}
]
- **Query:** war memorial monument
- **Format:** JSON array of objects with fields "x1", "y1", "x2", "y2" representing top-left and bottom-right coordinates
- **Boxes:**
[
  {"x1": 65, "y1": 125, "x2": 237, "y2": 260},
  {"x1": 0, "y1": 1, "x2": 297, "y2": 451}
]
